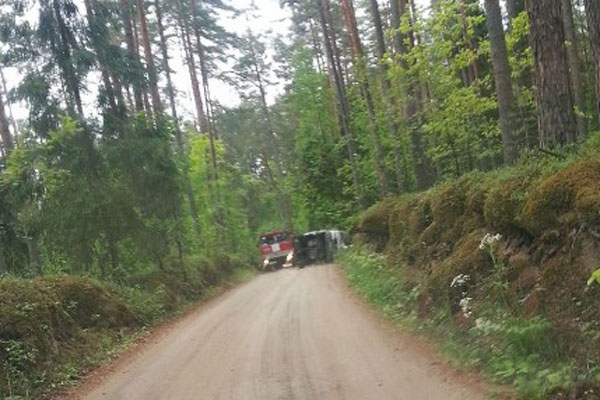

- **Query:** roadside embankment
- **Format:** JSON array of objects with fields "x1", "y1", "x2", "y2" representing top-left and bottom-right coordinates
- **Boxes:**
[
  {"x1": 0, "y1": 255, "x2": 252, "y2": 399},
  {"x1": 348, "y1": 148, "x2": 600, "y2": 399}
]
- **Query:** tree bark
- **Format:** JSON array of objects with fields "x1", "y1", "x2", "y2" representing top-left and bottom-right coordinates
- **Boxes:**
[
  {"x1": 191, "y1": 0, "x2": 218, "y2": 183},
  {"x1": 526, "y1": 0, "x2": 576, "y2": 148},
  {"x1": 0, "y1": 253, "x2": 6, "y2": 275},
  {"x1": 317, "y1": 0, "x2": 362, "y2": 202},
  {"x1": 458, "y1": 0, "x2": 479, "y2": 86},
  {"x1": 369, "y1": 0, "x2": 404, "y2": 192},
  {"x1": 561, "y1": 0, "x2": 586, "y2": 139},
  {"x1": 0, "y1": 69, "x2": 18, "y2": 135},
  {"x1": 137, "y1": 0, "x2": 163, "y2": 115},
  {"x1": 308, "y1": 17, "x2": 325, "y2": 74},
  {"x1": 0, "y1": 82, "x2": 13, "y2": 156},
  {"x1": 390, "y1": 0, "x2": 408, "y2": 58},
  {"x1": 155, "y1": 0, "x2": 201, "y2": 230},
  {"x1": 120, "y1": 0, "x2": 144, "y2": 112},
  {"x1": 506, "y1": 0, "x2": 525, "y2": 29},
  {"x1": 484, "y1": 0, "x2": 517, "y2": 164},
  {"x1": 52, "y1": 0, "x2": 84, "y2": 118},
  {"x1": 340, "y1": 0, "x2": 390, "y2": 196},
  {"x1": 584, "y1": 0, "x2": 600, "y2": 126},
  {"x1": 176, "y1": 0, "x2": 208, "y2": 133},
  {"x1": 155, "y1": 0, "x2": 180, "y2": 147}
]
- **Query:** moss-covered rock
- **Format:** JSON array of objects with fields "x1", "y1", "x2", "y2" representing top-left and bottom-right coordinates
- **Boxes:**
[
  {"x1": 426, "y1": 229, "x2": 490, "y2": 301},
  {"x1": 49, "y1": 276, "x2": 138, "y2": 329},
  {"x1": 356, "y1": 197, "x2": 398, "y2": 251},
  {"x1": 484, "y1": 178, "x2": 529, "y2": 234},
  {"x1": 521, "y1": 159, "x2": 600, "y2": 236}
]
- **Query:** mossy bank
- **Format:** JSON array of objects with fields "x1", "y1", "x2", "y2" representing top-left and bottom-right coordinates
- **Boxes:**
[
  {"x1": 348, "y1": 146, "x2": 600, "y2": 399},
  {"x1": 0, "y1": 255, "x2": 251, "y2": 399}
]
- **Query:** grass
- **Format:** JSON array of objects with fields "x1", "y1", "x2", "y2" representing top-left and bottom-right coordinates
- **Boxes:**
[{"x1": 338, "y1": 247, "x2": 578, "y2": 399}]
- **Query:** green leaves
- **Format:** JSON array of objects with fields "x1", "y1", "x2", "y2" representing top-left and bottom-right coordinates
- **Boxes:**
[{"x1": 587, "y1": 268, "x2": 600, "y2": 286}]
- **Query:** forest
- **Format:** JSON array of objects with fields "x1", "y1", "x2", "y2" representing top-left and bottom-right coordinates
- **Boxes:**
[
  {"x1": 0, "y1": 0, "x2": 600, "y2": 398},
  {"x1": 0, "y1": 0, "x2": 597, "y2": 278}
]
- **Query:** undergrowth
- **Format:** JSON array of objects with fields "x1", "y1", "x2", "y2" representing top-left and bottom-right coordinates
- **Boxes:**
[
  {"x1": 339, "y1": 247, "x2": 579, "y2": 399},
  {"x1": 351, "y1": 143, "x2": 600, "y2": 399},
  {"x1": 0, "y1": 264, "x2": 256, "y2": 399}
]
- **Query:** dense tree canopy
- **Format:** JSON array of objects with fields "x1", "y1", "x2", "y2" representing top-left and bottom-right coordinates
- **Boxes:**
[{"x1": 0, "y1": 0, "x2": 598, "y2": 277}]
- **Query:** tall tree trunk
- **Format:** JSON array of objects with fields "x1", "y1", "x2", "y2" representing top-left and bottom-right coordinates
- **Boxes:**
[
  {"x1": 584, "y1": 0, "x2": 600, "y2": 126},
  {"x1": 83, "y1": 0, "x2": 119, "y2": 114},
  {"x1": 369, "y1": 0, "x2": 386, "y2": 61},
  {"x1": 155, "y1": 0, "x2": 200, "y2": 230},
  {"x1": 191, "y1": 0, "x2": 218, "y2": 184},
  {"x1": 317, "y1": 0, "x2": 362, "y2": 203},
  {"x1": 506, "y1": 0, "x2": 525, "y2": 29},
  {"x1": 52, "y1": 0, "x2": 84, "y2": 118},
  {"x1": 26, "y1": 238, "x2": 42, "y2": 275},
  {"x1": 340, "y1": 0, "x2": 390, "y2": 196},
  {"x1": 155, "y1": 0, "x2": 180, "y2": 148},
  {"x1": 244, "y1": 26, "x2": 294, "y2": 227},
  {"x1": 561, "y1": 0, "x2": 586, "y2": 139},
  {"x1": 390, "y1": 0, "x2": 408, "y2": 58},
  {"x1": 308, "y1": 18, "x2": 325, "y2": 74},
  {"x1": 526, "y1": 0, "x2": 576, "y2": 148},
  {"x1": 0, "y1": 253, "x2": 6, "y2": 275},
  {"x1": 0, "y1": 82, "x2": 13, "y2": 156},
  {"x1": 133, "y1": 14, "x2": 153, "y2": 118},
  {"x1": 177, "y1": 1, "x2": 208, "y2": 132},
  {"x1": 0, "y1": 69, "x2": 18, "y2": 135},
  {"x1": 323, "y1": 0, "x2": 348, "y2": 94},
  {"x1": 484, "y1": 0, "x2": 517, "y2": 164},
  {"x1": 136, "y1": 0, "x2": 163, "y2": 115},
  {"x1": 368, "y1": 0, "x2": 404, "y2": 192},
  {"x1": 391, "y1": 0, "x2": 435, "y2": 190},
  {"x1": 120, "y1": 0, "x2": 144, "y2": 112},
  {"x1": 458, "y1": 0, "x2": 479, "y2": 85}
]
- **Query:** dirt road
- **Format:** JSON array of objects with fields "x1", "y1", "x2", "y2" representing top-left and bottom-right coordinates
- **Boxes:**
[{"x1": 82, "y1": 265, "x2": 487, "y2": 400}]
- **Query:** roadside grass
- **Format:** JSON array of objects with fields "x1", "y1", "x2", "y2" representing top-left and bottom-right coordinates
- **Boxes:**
[{"x1": 338, "y1": 248, "x2": 578, "y2": 399}]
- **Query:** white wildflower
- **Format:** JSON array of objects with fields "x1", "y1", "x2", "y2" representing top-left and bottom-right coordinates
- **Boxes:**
[
  {"x1": 459, "y1": 297, "x2": 473, "y2": 318},
  {"x1": 478, "y1": 233, "x2": 502, "y2": 250},
  {"x1": 474, "y1": 317, "x2": 502, "y2": 335},
  {"x1": 450, "y1": 273, "x2": 471, "y2": 288}
]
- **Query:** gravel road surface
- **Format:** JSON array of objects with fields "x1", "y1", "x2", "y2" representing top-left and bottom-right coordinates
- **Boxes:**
[{"x1": 83, "y1": 265, "x2": 487, "y2": 400}]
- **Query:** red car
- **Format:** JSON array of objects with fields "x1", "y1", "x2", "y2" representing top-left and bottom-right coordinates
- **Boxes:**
[{"x1": 258, "y1": 230, "x2": 294, "y2": 270}]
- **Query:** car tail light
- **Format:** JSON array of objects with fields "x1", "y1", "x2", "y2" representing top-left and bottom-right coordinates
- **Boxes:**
[
  {"x1": 279, "y1": 241, "x2": 292, "y2": 251},
  {"x1": 260, "y1": 245, "x2": 272, "y2": 255}
]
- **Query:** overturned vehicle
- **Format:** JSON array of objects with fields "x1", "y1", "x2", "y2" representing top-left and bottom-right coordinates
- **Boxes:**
[{"x1": 294, "y1": 230, "x2": 348, "y2": 268}]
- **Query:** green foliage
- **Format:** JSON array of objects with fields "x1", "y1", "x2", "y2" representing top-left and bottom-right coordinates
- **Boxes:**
[
  {"x1": 339, "y1": 247, "x2": 419, "y2": 324},
  {"x1": 0, "y1": 261, "x2": 250, "y2": 398},
  {"x1": 348, "y1": 145, "x2": 600, "y2": 398},
  {"x1": 1, "y1": 115, "x2": 184, "y2": 277},
  {"x1": 341, "y1": 247, "x2": 573, "y2": 399},
  {"x1": 281, "y1": 42, "x2": 358, "y2": 228},
  {"x1": 587, "y1": 268, "x2": 600, "y2": 287}
]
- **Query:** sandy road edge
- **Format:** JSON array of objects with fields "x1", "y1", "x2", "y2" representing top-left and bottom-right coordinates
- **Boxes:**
[
  {"x1": 331, "y1": 264, "x2": 515, "y2": 400},
  {"x1": 56, "y1": 274, "x2": 257, "y2": 400}
]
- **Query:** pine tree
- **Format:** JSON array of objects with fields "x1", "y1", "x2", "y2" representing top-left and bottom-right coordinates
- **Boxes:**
[
  {"x1": 136, "y1": 0, "x2": 163, "y2": 116},
  {"x1": 484, "y1": 0, "x2": 517, "y2": 163},
  {"x1": 561, "y1": 0, "x2": 586, "y2": 139},
  {"x1": 584, "y1": 0, "x2": 600, "y2": 126},
  {"x1": 526, "y1": 0, "x2": 576, "y2": 148},
  {"x1": 340, "y1": 0, "x2": 389, "y2": 196},
  {"x1": 317, "y1": 0, "x2": 362, "y2": 202}
]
